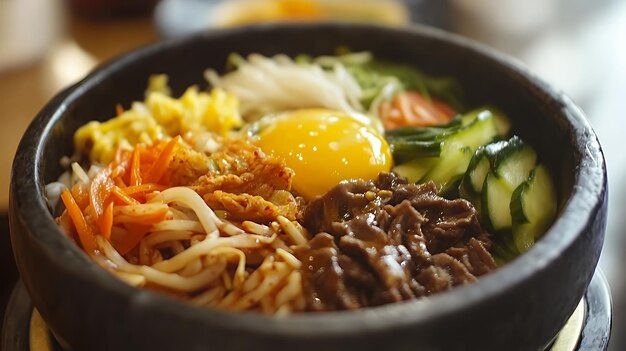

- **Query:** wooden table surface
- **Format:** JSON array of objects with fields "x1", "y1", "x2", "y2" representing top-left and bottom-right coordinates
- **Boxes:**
[{"x1": 0, "y1": 11, "x2": 158, "y2": 212}]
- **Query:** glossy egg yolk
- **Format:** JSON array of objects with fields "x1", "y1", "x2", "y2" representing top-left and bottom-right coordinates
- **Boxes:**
[{"x1": 255, "y1": 109, "x2": 392, "y2": 200}]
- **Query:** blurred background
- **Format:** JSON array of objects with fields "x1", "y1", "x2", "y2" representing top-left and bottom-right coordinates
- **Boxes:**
[{"x1": 0, "y1": 0, "x2": 623, "y2": 349}]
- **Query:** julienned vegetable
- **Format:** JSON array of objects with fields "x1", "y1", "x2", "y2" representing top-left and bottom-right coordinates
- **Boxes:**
[
  {"x1": 296, "y1": 50, "x2": 465, "y2": 129},
  {"x1": 378, "y1": 91, "x2": 457, "y2": 129}
]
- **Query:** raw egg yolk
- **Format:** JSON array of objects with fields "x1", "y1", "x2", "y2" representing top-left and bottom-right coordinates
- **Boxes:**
[{"x1": 255, "y1": 109, "x2": 392, "y2": 200}]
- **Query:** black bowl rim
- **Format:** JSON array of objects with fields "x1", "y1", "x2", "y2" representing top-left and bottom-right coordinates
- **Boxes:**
[{"x1": 11, "y1": 22, "x2": 607, "y2": 337}]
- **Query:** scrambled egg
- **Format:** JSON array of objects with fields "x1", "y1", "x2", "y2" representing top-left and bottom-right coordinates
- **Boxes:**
[{"x1": 74, "y1": 75, "x2": 242, "y2": 164}]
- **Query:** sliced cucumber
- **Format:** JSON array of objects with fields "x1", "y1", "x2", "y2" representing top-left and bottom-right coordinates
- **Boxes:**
[
  {"x1": 392, "y1": 157, "x2": 439, "y2": 183},
  {"x1": 460, "y1": 136, "x2": 531, "y2": 204},
  {"x1": 447, "y1": 111, "x2": 500, "y2": 150},
  {"x1": 491, "y1": 234, "x2": 520, "y2": 264},
  {"x1": 388, "y1": 106, "x2": 513, "y2": 195},
  {"x1": 460, "y1": 148, "x2": 490, "y2": 198},
  {"x1": 391, "y1": 140, "x2": 442, "y2": 163},
  {"x1": 460, "y1": 106, "x2": 511, "y2": 136},
  {"x1": 469, "y1": 153, "x2": 491, "y2": 194},
  {"x1": 511, "y1": 165, "x2": 557, "y2": 253},
  {"x1": 479, "y1": 137, "x2": 538, "y2": 232},
  {"x1": 482, "y1": 173, "x2": 514, "y2": 232},
  {"x1": 385, "y1": 121, "x2": 462, "y2": 141},
  {"x1": 483, "y1": 139, "x2": 511, "y2": 160},
  {"x1": 459, "y1": 141, "x2": 504, "y2": 205},
  {"x1": 459, "y1": 108, "x2": 487, "y2": 126},
  {"x1": 489, "y1": 106, "x2": 512, "y2": 136},
  {"x1": 439, "y1": 174, "x2": 463, "y2": 199},
  {"x1": 489, "y1": 136, "x2": 537, "y2": 187},
  {"x1": 420, "y1": 142, "x2": 473, "y2": 191},
  {"x1": 417, "y1": 112, "x2": 500, "y2": 190}
]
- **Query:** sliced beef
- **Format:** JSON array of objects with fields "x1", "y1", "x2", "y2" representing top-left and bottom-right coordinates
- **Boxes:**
[
  {"x1": 294, "y1": 233, "x2": 366, "y2": 311},
  {"x1": 295, "y1": 172, "x2": 497, "y2": 311}
]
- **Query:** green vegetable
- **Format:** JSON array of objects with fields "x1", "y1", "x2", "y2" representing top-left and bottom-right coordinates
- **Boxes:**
[
  {"x1": 459, "y1": 147, "x2": 490, "y2": 201},
  {"x1": 479, "y1": 137, "x2": 537, "y2": 232},
  {"x1": 310, "y1": 50, "x2": 466, "y2": 111},
  {"x1": 510, "y1": 165, "x2": 557, "y2": 253},
  {"x1": 390, "y1": 140, "x2": 442, "y2": 163},
  {"x1": 389, "y1": 107, "x2": 506, "y2": 193},
  {"x1": 461, "y1": 106, "x2": 511, "y2": 135},
  {"x1": 385, "y1": 119, "x2": 463, "y2": 140},
  {"x1": 490, "y1": 138, "x2": 537, "y2": 187},
  {"x1": 392, "y1": 157, "x2": 439, "y2": 183},
  {"x1": 491, "y1": 234, "x2": 520, "y2": 265},
  {"x1": 482, "y1": 173, "x2": 515, "y2": 232},
  {"x1": 455, "y1": 136, "x2": 556, "y2": 262},
  {"x1": 421, "y1": 142, "x2": 473, "y2": 192}
]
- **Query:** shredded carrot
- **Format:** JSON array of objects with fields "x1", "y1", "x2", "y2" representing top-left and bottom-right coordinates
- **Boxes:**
[
  {"x1": 113, "y1": 210, "x2": 168, "y2": 226},
  {"x1": 130, "y1": 147, "x2": 142, "y2": 187},
  {"x1": 115, "y1": 103, "x2": 124, "y2": 116},
  {"x1": 111, "y1": 223, "x2": 149, "y2": 255},
  {"x1": 90, "y1": 171, "x2": 114, "y2": 219},
  {"x1": 114, "y1": 177, "x2": 127, "y2": 189},
  {"x1": 139, "y1": 148, "x2": 159, "y2": 164},
  {"x1": 113, "y1": 147, "x2": 126, "y2": 166},
  {"x1": 113, "y1": 204, "x2": 169, "y2": 226},
  {"x1": 122, "y1": 183, "x2": 167, "y2": 195},
  {"x1": 98, "y1": 202, "x2": 114, "y2": 240},
  {"x1": 70, "y1": 183, "x2": 90, "y2": 210},
  {"x1": 145, "y1": 136, "x2": 180, "y2": 184},
  {"x1": 61, "y1": 189, "x2": 97, "y2": 253},
  {"x1": 432, "y1": 99, "x2": 457, "y2": 118},
  {"x1": 380, "y1": 91, "x2": 456, "y2": 129},
  {"x1": 111, "y1": 164, "x2": 128, "y2": 179},
  {"x1": 111, "y1": 151, "x2": 131, "y2": 179},
  {"x1": 111, "y1": 186, "x2": 140, "y2": 205}
]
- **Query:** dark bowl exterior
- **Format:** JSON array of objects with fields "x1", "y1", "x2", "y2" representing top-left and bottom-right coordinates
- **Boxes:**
[{"x1": 9, "y1": 23, "x2": 607, "y2": 351}]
